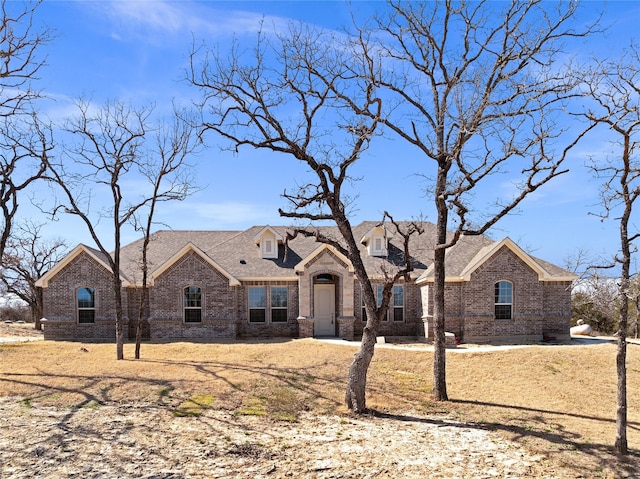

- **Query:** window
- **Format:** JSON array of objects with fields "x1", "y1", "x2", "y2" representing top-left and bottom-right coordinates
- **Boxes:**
[
  {"x1": 374, "y1": 237, "x2": 384, "y2": 254},
  {"x1": 495, "y1": 281, "x2": 513, "y2": 320},
  {"x1": 393, "y1": 285, "x2": 404, "y2": 322},
  {"x1": 184, "y1": 286, "x2": 202, "y2": 323},
  {"x1": 271, "y1": 287, "x2": 288, "y2": 322},
  {"x1": 362, "y1": 285, "x2": 392, "y2": 322},
  {"x1": 249, "y1": 287, "x2": 266, "y2": 322},
  {"x1": 256, "y1": 228, "x2": 281, "y2": 259},
  {"x1": 371, "y1": 235, "x2": 388, "y2": 256},
  {"x1": 77, "y1": 287, "x2": 95, "y2": 323},
  {"x1": 377, "y1": 285, "x2": 388, "y2": 321}
]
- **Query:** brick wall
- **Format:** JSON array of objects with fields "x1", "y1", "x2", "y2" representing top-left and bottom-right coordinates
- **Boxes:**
[
  {"x1": 150, "y1": 319, "x2": 238, "y2": 340},
  {"x1": 353, "y1": 280, "x2": 422, "y2": 338},
  {"x1": 236, "y1": 280, "x2": 299, "y2": 338},
  {"x1": 42, "y1": 252, "x2": 117, "y2": 341},
  {"x1": 43, "y1": 319, "x2": 116, "y2": 341},
  {"x1": 461, "y1": 248, "x2": 570, "y2": 343},
  {"x1": 41, "y1": 244, "x2": 572, "y2": 344},
  {"x1": 147, "y1": 251, "x2": 239, "y2": 339},
  {"x1": 421, "y1": 283, "x2": 465, "y2": 340}
]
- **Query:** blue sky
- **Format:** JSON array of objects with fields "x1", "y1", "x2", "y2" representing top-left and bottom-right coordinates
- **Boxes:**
[{"x1": 20, "y1": 1, "x2": 640, "y2": 270}]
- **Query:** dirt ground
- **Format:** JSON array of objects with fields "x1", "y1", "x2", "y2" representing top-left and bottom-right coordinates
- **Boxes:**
[
  {"x1": 0, "y1": 321, "x2": 43, "y2": 338},
  {"x1": 1, "y1": 323, "x2": 638, "y2": 478},
  {"x1": 0, "y1": 397, "x2": 562, "y2": 479}
]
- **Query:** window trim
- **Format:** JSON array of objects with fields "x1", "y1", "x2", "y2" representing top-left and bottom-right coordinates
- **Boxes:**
[
  {"x1": 77, "y1": 287, "x2": 95, "y2": 324},
  {"x1": 494, "y1": 280, "x2": 513, "y2": 321},
  {"x1": 183, "y1": 285, "x2": 203, "y2": 323},
  {"x1": 248, "y1": 286, "x2": 267, "y2": 323},
  {"x1": 264, "y1": 238, "x2": 273, "y2": 255},
  {"x1": 392, "y1": 285, "x2": 404, "y2": 322},
  {"x1": 362, "y1": 284, "x2": 399, "y2": 322},
  {"x1": 270, "y1": 286, "x2": 288, "y2": 323}
]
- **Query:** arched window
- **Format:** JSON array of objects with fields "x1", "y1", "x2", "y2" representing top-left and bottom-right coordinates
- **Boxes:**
[
  {"x1": 184, "y1": 285, "x2": 202, "y2": 323},
  {"x1": 494, "y1": 281, "x2": 513, "y2": 320},
  {"x1": 315, "y1": 273, "x2": 335, "y2": 283},
  {"x1": 77, "y1": 287, "x2": 95, "y2": 323}
]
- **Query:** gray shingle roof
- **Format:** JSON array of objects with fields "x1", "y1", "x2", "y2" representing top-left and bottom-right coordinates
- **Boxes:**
[{"x1": 114, "y1": 222, "x2": 574, "y2": 284}]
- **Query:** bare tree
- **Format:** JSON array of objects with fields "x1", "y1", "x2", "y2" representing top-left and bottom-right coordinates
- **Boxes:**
[
  {"x1": 45, "y1": 99, "x2": 197, "y2": 360},
  {"x1": 580, "y1": 43, "x2": 640, "y2": 455},
  {"x1": 0, "y1": 0, "x2": 51, "y2": 262},
  {"x1": 131, "y1": 110, "x2": 199, "y2": 359},
  {"x1": 354, "y1": 0, "x2": 597, "y2": 401},
  {"x1": 0, "y1": 220, "x2": 67, "y2": 329},
  {"x1": 189, "y1": 26, "x2": 423, "y2": 413}
]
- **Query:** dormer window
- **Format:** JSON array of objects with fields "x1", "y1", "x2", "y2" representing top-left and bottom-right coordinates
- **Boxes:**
[
  {"x1": 373, "y1": 236, "x2": 384, "y2": 255},
  {"x1": 265, "y1": 238, "x2": 274, "y2": 255},
  {"x1": 361, "y1": 225, "x2": 393, "y2": 257},
  {"x1": 254, "y1": 226, "x2": 284, "y2": 259}
]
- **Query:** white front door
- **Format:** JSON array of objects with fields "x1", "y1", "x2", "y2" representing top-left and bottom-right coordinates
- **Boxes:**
[{"x1": 314, "y1": 284, "x2": 336, "y2": 336}]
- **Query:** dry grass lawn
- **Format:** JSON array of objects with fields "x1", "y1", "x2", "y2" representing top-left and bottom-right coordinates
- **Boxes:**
[{"x1": 1, "y1": 328, "x2": 639, "y2": 477}]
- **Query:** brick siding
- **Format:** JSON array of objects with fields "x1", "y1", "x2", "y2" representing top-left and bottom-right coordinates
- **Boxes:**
[
  {"x1": 455, "y1": 248, "x2": 570, "y2": 343},
  {"x1": 41, "y1": 244, "x2": 571, "y2": 344},
  {"x1": 353, "y1": 280, "x2": 422, "y2": 338},
  {"x1": 42, "y1": 252, "x2": 117, "y2": 341}
]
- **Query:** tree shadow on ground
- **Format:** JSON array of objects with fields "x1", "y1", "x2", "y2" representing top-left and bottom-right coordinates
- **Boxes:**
[
  {"x1": 370, "y1": 401, "x2": 640, "y2": 478},
  {"x1": 0, "y1": 370, "x2": 293, "y2": 477}
]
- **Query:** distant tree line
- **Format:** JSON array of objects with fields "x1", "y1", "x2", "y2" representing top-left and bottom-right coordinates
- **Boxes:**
[{"x1": 572, "y1": 274, "x2": 640, "y2": 339}]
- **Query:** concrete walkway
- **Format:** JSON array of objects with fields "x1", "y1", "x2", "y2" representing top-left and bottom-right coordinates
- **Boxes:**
[
  {"x1": 315, "y1": 335, "x2": 640, "y2": 353},
  {"x1": 315, "y1": 337, "x2": 534, "y2": 353},
  {"x1": 0, "y1": 336, "x2": 43, "y2": 344}
]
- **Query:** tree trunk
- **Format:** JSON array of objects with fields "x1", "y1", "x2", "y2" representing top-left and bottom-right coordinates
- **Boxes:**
[
  {"x1": 615, "y1": 165, "x2": 631, "y2": 455},
  {"x1": 29, "y1": 287, "x2": 44, "y2": 330},
  {"x1": 615, "y1": 325, "x2": 628, "y2": 455},
  {"x1": 345, "y1": 326, "x2": 377, "y2": 413},
  {"x1": 135, "y1": 287, "x2": 148, "y2": 360},
  {"x1": 134, "y1": 317, "x2": 141, "y2": 360},
  {"x1": 432, "y1": 245, "x2": 448, "y2": 401},
  {"x1": 432, "y1": 163, "x2": 449, "y2": 401},
  {"x1": 114, "y1": 278, "x2": 124, "y2": 360},
  {"x1": 615, "y1": 243, "x2": 629, "y2": 454},
  {"x1": 615, "y1": 267, "x2": 628, "y2": 455},
  {"x1": 116, "y1": 320, "x2": 124, "y2": 360}
]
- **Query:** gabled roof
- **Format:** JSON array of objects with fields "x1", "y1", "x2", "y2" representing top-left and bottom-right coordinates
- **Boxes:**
[
  {"x1": 35, "y1": 244, "x2": 132, "y2": 288},
  {"x1": 149, "y1": 242, "x2": 241, "y2": 286},
  {"x1": 360, "y1": 224, "x2": 395, "y2": 244},
  {"x1": 294, "y1": 244, "x2": 354, "y2": 274},
  {"x1": 460, "y1": 237, "x2": 546, "y2": 280},
  {"x1": 117, "y1": 230, "x2": 241, "y2": 285},
  {"x1": 39, "y1": 222, "x2": 575, "y2": 288},
  {"x1": 416, "y1": 236, "x2": 577, "y2": 284},
  {"x1": 253, "y1": 226, "x2": 284, "y2": 244}
]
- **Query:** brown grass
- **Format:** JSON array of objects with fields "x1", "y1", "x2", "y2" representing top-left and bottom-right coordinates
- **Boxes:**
[{"x1": 1, "y1": 338, "x2": 639, "y2": 477}]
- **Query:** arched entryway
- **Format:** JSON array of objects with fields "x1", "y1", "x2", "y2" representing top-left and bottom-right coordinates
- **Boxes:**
[{"x1": 313, "y1": 273, "x2": 337, "y2": 336}]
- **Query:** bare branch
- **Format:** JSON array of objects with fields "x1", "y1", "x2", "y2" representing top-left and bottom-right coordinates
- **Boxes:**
[
  {"x1": 0, "y1": 1, "x2": 51, "y2": 262},
  {"x1": 354, "y1": 0, "x2": 599, "y2": 401},
  {"x1": 44, "y1": 99, "x2": 199, "y2": 360}
]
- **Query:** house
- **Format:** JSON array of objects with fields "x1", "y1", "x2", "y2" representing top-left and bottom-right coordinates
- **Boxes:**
[{"x1": 35, "y1": 221, "x2": 576, "y2": 344}]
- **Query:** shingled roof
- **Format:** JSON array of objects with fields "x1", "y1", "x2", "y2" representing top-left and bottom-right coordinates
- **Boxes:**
[{"x1": 82, "y1": 221, "x2": 575, "y2": 286}]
